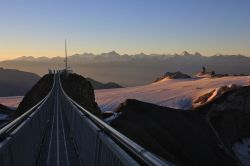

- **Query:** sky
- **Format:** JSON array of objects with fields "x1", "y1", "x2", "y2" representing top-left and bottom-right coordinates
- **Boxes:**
[{"x1": 0, "y1": 0, "x2": 250, "y2": 61}]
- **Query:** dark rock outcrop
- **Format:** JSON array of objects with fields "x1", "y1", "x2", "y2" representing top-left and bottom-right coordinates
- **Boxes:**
[
  {"x1": 154, "y1": 71, "x2": 191, "y2": 82},
  {"x1": 193, "y1": 84, "x2": 240, "y2": 106},
  {"x1": 194, "y1": 89, "x2": 216, "y2": 104},
  {"x1": 197, "y1": 86, "x2": 250, "y2": 151},
  {"x1": 60, "y1": 74, "x2": 101, "y2": 117},
  {"x1": 16, "y1": 73, "x2": 101, "y2": 118},
  {"x1": 17, "y1": 74, "x2": 53, "y2": 116},
  {"x1": 110, "y1": 85, "x2": 250, "y2": 165},
  {"x1": 111, "y1": 99, "x2": 238, "y2": 166}
]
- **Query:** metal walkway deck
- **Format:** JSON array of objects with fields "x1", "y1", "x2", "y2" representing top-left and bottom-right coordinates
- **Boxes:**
[{"x1": 36, "y1": 78, "x2": 80, "y2": 166}]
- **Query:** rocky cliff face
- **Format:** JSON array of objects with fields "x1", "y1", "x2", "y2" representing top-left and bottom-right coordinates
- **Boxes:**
[
  {"x1": 60, "y1": 73, "x2": 101, "y2": 116},
  {"x1": 110, "y1": 86, "x2": 250, "y2": 165},
  {"x1": 199, "y1": 86, "x2": 250, "y2": 114},
  {"x1": 111, "y1": 99, "x2": 238, "y2": 166},
  {"x1": 17, "y1": 74, "x2": 53, "y2": 116},
  {"x1": 198, "y1": 86, "x2": 250, "y2": 152}
]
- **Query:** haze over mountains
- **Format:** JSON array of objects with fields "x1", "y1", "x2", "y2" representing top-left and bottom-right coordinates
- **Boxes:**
[
  {"x1": 1, "y1": 51, "x2": 250, "y2": 86},
  {"x1": 0, "y1": 68, "x2": 121, "y2": 97},
  {"x1": 0, "y1": 68, "x2": 40, "y2": 97}
]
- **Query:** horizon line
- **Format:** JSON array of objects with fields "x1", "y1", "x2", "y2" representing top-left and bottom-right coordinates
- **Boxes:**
[{"x1": 1, "y1": 50, "x2": 249, "y2": 61}]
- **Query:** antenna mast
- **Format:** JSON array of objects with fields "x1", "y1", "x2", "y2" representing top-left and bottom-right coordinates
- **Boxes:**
[{"x1": 65, "y1": 39, "x2": 68, "y2": 71}]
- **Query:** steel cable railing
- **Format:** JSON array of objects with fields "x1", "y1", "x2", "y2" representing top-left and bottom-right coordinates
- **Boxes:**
[
  {"x1": 0, "y1": 74, "x2": 55, "y2": 138},
  {"x1": 58, "y1": 72, "x2": 174, "y2": 166},
  {"x1": 0, "y1": 73, "x2": 56, "y2": 166}
]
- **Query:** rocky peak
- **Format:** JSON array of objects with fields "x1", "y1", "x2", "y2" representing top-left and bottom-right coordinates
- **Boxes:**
[
  {"x1": 197, "y1": 85, "x2": 250, "y2": 161},
  {"x1": 154, "y1": 71, "x2": 191, "y2": 82},
  {"x1": 60, "y1": 73, "x2": 101, "y2": 116}
]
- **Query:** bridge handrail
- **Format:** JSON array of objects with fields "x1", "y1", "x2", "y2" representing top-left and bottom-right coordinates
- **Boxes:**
[
  {"x1": 0, "y1": 73, "x2": 55, "y2": 138},
  {"x1": 58, "y1": 73, "x2": 173, "y2": 166}
]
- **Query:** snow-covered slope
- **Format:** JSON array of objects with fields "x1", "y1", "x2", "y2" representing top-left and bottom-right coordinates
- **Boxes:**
[{"x1": 95, "y1": 76, "x2": 250, "y2": 112}]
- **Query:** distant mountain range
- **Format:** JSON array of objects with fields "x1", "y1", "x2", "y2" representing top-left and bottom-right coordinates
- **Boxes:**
[
  {"x1": 0, "y1": 68, "x2": 122, "y2": 97},
  {"x1": 0, "y1": 68, "x2": 40, "y2": 97},
  {"x1": 1, "y1": 51, "x2": 250, "y2": 86}
]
